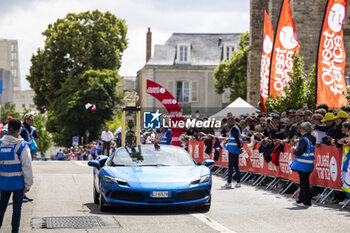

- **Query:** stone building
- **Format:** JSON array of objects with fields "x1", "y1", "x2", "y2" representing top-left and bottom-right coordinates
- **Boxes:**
[
  {"x1": 248, "y1": 0, "x2": 350, "y2": 106},
  {"x1": 137, "y1": 28, "x2": 239, "y2": 116},
  {"x1": 0, "y1": 69, "x2": 14, "y2": 104},
  {"x1": 13, "y1": 89, "x2": 36, "y2": 115},
  {"x1": 0, "y1": 39, "x2": 21, "y2": 91}
]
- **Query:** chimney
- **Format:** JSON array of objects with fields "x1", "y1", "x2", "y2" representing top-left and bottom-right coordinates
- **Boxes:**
[{"x1": 146, "y1": 27, "x2": 152, "y2": 62}]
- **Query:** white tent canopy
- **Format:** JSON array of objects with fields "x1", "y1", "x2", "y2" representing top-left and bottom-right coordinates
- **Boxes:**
[{"x1": 210, "y1": 97, "x2": 258, "y2": 119}]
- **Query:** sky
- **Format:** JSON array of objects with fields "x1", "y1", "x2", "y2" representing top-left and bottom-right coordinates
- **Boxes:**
[{"x1": 0, "y1": 0, "x2": 249, "y2": 90}]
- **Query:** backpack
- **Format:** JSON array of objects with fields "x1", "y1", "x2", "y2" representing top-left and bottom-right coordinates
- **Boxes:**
[
  {"x1": 258, "y1": 140, "x2": 274, "y2": 163},
  {"x1": 271, "y1": 144, "x2": 284, "y2": 166}
]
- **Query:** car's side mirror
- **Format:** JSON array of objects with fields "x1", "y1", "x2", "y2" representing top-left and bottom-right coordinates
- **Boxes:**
[
  {"x1": 88, "y1": 160, "x2": 100, "y2": 169},
  {"x1": 202, "y1": 159, "x2": 215, "y2": 166}
]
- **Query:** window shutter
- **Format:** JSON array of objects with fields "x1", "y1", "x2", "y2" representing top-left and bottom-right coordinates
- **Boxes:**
[
  {"x1": 191, "y1": 80, "x2": 199, "y2": 102},
  {"x1": 167, "y1": 80, "x2": 175, "y2": 97}
]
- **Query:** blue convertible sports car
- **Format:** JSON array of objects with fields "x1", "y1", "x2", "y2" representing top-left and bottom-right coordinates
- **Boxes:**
[{"x1": 88, "y1": 144, "x2": 214, "y2": 212}]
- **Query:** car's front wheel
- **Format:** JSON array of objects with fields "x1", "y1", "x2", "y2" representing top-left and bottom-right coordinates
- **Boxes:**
[
  {"x1": 99, "y1": 186, "x2": 108, "y2": 211},
  {"x1": 93, "y1": 184, "x2": 99, "y2": 204},
  {"x1": 197, "y1": 196, "x2": 211, "y2": 212}
]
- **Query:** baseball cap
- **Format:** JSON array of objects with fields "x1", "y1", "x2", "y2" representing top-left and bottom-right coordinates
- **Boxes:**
[
  {"x1": 23, "y1": 112, "x2": 34, "y2": 120},
  {"x1": 304, "y1": 110, "x2": 313, "y2": 116},
  {"x1": 321, "y1": 113, "x2": 336, "y2": 122},
  {"x1": 335, "y1": 111, "x2": 348, "y2": 119},
  {"x1": 282, "y1": 118, "x2": 289, "y2": 124},
  {"x1": 8, "y1": 118, "x2": 22, "y2": 131},
  {"x1": 300, "y1": 122, "x2": 313, "y2": 133},
  {"x1": 288, "y1": 109, "x2": 297, "y2": 115}
]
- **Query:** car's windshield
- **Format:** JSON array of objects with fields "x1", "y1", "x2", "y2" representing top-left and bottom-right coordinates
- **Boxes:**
[{"x1": 108, "y1": 145, "x2": 195, "y2": 167}]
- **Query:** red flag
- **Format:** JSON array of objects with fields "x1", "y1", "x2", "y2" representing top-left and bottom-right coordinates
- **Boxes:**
[
  {"x1": 268, "y1": 0, "x2": 300, "y2": 97},
  {"x1": 260, "y1": 10, "x2": 274, "y2": 109},
  {"x1": 316, "y1": 0, "x2": 348, "y2": 108}
]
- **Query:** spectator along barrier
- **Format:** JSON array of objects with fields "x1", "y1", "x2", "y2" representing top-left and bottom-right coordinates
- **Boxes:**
[{"x1": 188, "y1": 140, "x2": 350, "y2": 207}]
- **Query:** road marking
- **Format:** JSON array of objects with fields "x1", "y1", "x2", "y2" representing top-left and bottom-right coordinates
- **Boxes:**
[{"x1": 191, "y1": 214, "x2": 236, "y2": 233}]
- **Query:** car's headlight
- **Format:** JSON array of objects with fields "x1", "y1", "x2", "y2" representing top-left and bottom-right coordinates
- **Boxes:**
[
  {"x1": 104, "y1": 175, "x2": 128, "y2": 185},
  {"x1": 191, "y1": 175, "x2": 210, "y2": 184}
]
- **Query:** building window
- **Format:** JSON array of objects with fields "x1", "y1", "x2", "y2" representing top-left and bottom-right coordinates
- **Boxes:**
[
  {"x1": 176, "y1": 44, "x2": 191, "y2": 63},
  {"x1": 11, "y1": 69, "x2": 16, "y2": 77},
  {"x1": 11, "y1": 52, "x2": 16, "y2": 60},
  {"x1": 223, "y1": 44, "x2": 235, "y2": 60},
  {"x1": 29, "y1": 104, "x2": 35, "y2": 108},
  {"x1": 20, "y1": 95, "x2": 25, "y2": 100},
  {"x1": 176, "y1": 81, "x2": 190, "y2": 103},
  {"x1": 11, "y1": 44, "x2": 15, "y2": 52},
  {"x1": 22, "y1": 104, "x2": 26, "y2": 108},
  {"x1": 179, "y1": 46, "x2": 188, "y2": 62}
]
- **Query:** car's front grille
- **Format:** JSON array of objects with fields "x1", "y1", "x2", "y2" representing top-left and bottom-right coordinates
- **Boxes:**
[
  {"x1": 175, "y1": 190, "x2": 206, "y2": 201},
  {"x1": 110, "y1": 189, "x2": 208, "y2": 203},
  {"x1": 110, "y1": 190, "x2": 144, "y2": 202}
]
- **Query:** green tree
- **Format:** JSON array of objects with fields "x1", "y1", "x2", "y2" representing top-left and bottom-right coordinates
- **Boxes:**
[
  {"x1": 46, "y1": 70, "x2": 123, "y2": 146},
  {"x1": 27, "y1": 10, "x2": 127, "y2": 147},
  {"x1": 0, "y1": 103, "x2": 21, "y2": 123},
  {"x1": 214, "y1": 32, "x2": 249, "y2": 101},
  {"x1": 106, "y1": 109, "x2": 123, "y2": 133},
  {"x1": 265, "y1": 54, "x2": 315, "y2": 113},
  {"x1": 33, "y1": 114, "x2": 52, "y2": 155}
]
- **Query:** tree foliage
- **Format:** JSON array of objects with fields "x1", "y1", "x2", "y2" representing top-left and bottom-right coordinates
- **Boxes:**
[
  {"x1": 214, "y1": 32, "x2": 249, "y2": 101},
  {"x1": 46, "y1": 69, "x2": 123, "y2": 146},
  {"x1": 33, "y1": 114, "x2": 52, "y2": 155},
  {"x1": 265, "y1": 54, "x2": 315, "y2": 113},
  {"x1": 27, "y1": 10, "x2": 127, "y2": 147},
  {"x1": 0, "y1": 103, "x2": 21, "y2": 122}
]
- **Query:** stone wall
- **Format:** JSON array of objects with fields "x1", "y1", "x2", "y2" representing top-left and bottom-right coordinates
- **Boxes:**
[{"x1": 248, "y1": 0, "x2": 350, "y2": 106}]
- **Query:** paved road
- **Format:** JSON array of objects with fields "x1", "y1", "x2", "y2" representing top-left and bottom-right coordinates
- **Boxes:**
[{"x1": 1, "y1": 161, "x2": 349, "y2": 233}]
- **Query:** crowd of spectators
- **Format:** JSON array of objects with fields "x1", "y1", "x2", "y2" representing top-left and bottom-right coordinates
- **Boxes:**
[
  {"x1": 180, "y1": 103, "x2": 350, "y2": 151},
  {"x1": 178, "y1": 103, "x2": 350, "y2": 204}
]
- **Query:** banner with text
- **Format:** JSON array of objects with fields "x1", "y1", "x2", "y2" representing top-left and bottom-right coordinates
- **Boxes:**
[
  {"x1": 187, "y1": 140, "x2": 342, "y2": 190},
  {"x1": 316, "y1": 0, "x2": 348, "y2": 108},
  {"x1": 260, "y1": 10, "x2": 274, "y2": 109},
  {"x1": 268, "y1": 0, "x2": 300, "y2": 97}
]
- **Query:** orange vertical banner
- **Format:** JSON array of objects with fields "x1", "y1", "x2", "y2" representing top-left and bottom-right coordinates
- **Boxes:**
[
  {"x1": 268, "y1": 0, "x2": 300, "y2": 97},
  {"x1": 316, "y1": 0, "x2": 348, "y2": 108},
  {"x1": 260, "y1": 10, "x2": 274, "y2": 108}
]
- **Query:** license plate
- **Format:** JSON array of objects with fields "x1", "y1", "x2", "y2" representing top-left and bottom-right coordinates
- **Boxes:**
[{"x1": 151, "y1": 191, "x2": 169, "y2": 198}]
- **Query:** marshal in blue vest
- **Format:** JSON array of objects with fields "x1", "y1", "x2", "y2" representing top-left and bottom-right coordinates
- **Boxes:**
[
  {"x1": 290, "y1": 137, "x2": 315, "y2": 173},
  {"x1": 224, "y1": 125, "x2": 242, "y2": 154},
  {"x1": 160, "y1": 129, "x2": 172, "y2": 145},
  {"x1": 0, "y1": 140, "x2": 27, "y2": 191}
]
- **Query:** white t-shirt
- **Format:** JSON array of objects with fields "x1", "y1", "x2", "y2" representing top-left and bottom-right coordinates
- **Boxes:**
[{"x1": 101, "y1": 130, "x2": 114, "y2": 142}]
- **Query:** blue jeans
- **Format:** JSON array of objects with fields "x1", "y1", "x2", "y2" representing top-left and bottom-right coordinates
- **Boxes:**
[
  {"x1": 0, "y1": 190, "x2": 24, "y2": 233},
  {"x1": 227, "y1": 152, "x2": 241, "y2": 183}
]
